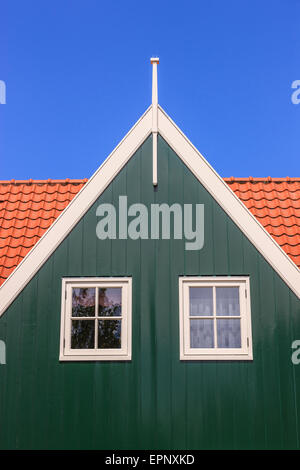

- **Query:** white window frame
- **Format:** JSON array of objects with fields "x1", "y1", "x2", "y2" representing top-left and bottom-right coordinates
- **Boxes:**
[
  {"x1": 179, "y1": 276, "x2": 253, "y2": 361},
  {"x1": 59, "y1": 277, "x2": 132, "y2": 361}
]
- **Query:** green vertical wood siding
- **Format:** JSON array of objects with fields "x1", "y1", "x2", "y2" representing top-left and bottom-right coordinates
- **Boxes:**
[{"x1": 0, "y1": 135, "x2": 299, "y2": 449}]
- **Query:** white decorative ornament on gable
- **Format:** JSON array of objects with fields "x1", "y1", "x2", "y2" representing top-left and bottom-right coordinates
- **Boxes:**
[{"x1": 150, "y1": 57, "x2": 159, "y2": 186}]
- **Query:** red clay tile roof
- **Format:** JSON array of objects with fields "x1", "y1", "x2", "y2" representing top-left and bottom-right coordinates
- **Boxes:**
[
  {"x1": 0, "y1": 179, "x2": 87, "y2": 285},
  {"x1": 225, "y1": 177, "x2": 300, "y2": 270},
  {"x1": 0, "y1": 177, "x2": 299, "y2": 285}
]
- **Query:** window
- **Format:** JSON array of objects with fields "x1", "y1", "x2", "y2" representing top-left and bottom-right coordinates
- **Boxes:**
[
  {"x1": 179, "y1": 277, "x2": 253, "y2": 360},
  {"x1": 60, "y1": 278, "x2": 132, "y2": 361}
]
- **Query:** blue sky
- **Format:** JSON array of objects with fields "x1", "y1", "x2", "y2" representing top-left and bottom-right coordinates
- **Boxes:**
[{"x1": 1, "y1": 0, "x2": 299, "y2": 180}]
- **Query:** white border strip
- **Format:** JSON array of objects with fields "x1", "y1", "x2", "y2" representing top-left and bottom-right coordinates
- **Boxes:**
[
  {"x1": 0, "y1": 107, "x2": 152, "y2": 316},
  {"x1": 158, "y1": 106, "x2": 300, "y2": 299}
]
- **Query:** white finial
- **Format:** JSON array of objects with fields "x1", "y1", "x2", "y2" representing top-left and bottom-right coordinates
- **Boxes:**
[
  {"x1": 150, "y1": 57, "x2": 159, "y2": 186},
  {"x1": 151, "y1": 57, "x2": 159, "y2": 106}
]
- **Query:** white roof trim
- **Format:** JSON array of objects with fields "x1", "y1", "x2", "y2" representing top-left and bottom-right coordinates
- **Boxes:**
[
  {"x1": 158, "y1": 105, "x2": 300, "y2": 298},
  {"x1": 0, "y1": 106, "x2": 152, "y2": 316},
  {"x1": 0, "y1": 104, "x2": 299, "y2": 317}
]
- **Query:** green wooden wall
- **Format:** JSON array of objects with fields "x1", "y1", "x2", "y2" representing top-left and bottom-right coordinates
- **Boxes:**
[{"x1": 0, "y1": 135, "x2": 299, "y2": 449}]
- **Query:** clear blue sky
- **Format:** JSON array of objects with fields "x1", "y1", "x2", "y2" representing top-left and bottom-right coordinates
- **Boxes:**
[{"x1": 1, "y1": 0, "x2": 299, "y2": 180}]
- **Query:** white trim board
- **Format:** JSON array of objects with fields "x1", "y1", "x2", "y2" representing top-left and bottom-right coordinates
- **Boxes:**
[
  {"x1": 0, "y1": 105, "x2": 299, "y2": 317},
  {"x1": 158, "y1": 106, "x2": 300, "y2": 299},
  {"x1": 0, "y1": 106, "x2": 152, "y2": 316}
]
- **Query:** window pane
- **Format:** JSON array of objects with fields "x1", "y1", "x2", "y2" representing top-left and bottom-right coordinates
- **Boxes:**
[
  {"x1": 72, "y1": 288, "x2": 95, "y2": 317},
  {"x1": 98, "y1": 320, "x2": 121, "y2": 348},
  {"x1": 99, "y1": 288, "x2": 122, "y2": 317},
  {"x1": 190, "y1": 287, "x2": 213, "y2": 316},
  {"x1": 190, "y1": 319, "x2": 214, "y2": 348},
  {"x1": 216, "y1": 287, "x2": 240, "y2": 316},
  {"x1": 217, "y1": 319, "x2": 241, "y2": 348},
  {"x1": 71, "y1": 320, "x2": 95, "y2": 349}
]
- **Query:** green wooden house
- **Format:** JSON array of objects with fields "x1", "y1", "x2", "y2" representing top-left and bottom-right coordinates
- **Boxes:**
[{"x1": 0, "y1": 59, "x2": 299, "y2": 450}]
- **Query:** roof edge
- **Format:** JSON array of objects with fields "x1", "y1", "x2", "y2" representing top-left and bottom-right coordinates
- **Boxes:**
[
  {"x1": 0, "y1": 106, "x2": 153, "y2": 316},
  {"x1": 1, "y1": 177, "x2": 299, "y2": 186},
  {"x1": 157, "y1": 105, "x2": 300, "y2": 299},
  {"x1": 224, "y1": 177, "x2": 300, "y2": 182},
  {"x1": 0, "y1": 179, "x2": 88, "y2": 184}
]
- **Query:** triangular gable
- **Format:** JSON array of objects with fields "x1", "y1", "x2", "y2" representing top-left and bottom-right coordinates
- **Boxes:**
[{"x1": 0, "y1": 105, "x2": 299, "y2": 316}]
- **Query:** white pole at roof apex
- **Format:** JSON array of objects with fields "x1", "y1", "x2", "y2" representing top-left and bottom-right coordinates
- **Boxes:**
[{"x1": 150, "y1": 57, "x2": 159, "y2": 186}]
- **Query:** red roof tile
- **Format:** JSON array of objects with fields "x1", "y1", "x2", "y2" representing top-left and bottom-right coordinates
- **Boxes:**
[
  {"x1": 0, "y1": 177, "x2": 299, "y2": 285},
  {"x1": 225, "y1": 178, "x2": 300, "y2": 270},
  {"x1": 0, "y1": 180, "x2": 87, "y2": 285}
]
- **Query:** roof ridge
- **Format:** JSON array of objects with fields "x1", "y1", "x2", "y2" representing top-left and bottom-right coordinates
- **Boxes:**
[
  {"x1": 0, "y1": 178, "x2": 88, "y2": 184},
  {"x1": 1, "y1": 177, "x2": 300, "y2": 185},
  {"x1": 225, "y1": 177, "x2": 300, "y2": 182}
]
